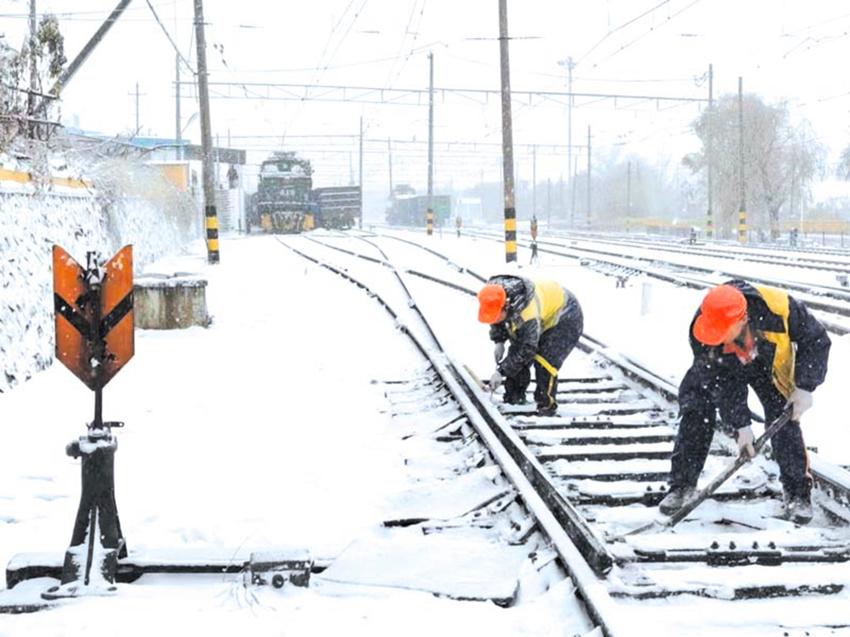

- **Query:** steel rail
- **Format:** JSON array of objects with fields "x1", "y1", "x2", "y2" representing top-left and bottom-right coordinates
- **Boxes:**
[
  {"x1": 460, "y1": 228, "x2": 850, "y2": 335},
  {"x1": 281, "y1": 231, "x2": 850, "y2": 630},
  {"x1": 548, "y1": 232, "x2": 850, "y2": 273},
  {"x1": 276, "y1": 236, "x2": 626, "y2": 637},
  {"x1": 364, "y1": 229, "x2": 850, "y2": 515},
  {"x1": 469, "y1": 228, "x2": 850, "y2": 304}
]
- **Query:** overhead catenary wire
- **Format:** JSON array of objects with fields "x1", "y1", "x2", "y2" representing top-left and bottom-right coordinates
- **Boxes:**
[
  {"x1": 144, "y1": 0, "x2": 194, "y2": 74},
  {"x1": 576, "y1": 0, "x2": 672, "y2": 65},
  {"x1": 590, "y1": 0, "x2": 704, "y2": 68}
]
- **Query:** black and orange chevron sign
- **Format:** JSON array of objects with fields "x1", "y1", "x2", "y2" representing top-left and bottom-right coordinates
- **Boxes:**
[{"x1": 52, "y1": 245, "x2": 134, "y2": 390}]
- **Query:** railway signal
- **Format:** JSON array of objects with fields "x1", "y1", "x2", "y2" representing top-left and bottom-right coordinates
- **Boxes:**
[
  {"x1": 44, "y1": 245, "x2": 134, "y2": 599},
  {"x1": 53, "y1": 245, "x2": 134, "y2": 390}
]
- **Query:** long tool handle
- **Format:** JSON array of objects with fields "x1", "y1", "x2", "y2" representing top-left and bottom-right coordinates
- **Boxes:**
[
  {"x1": 623, "y1": 408, "x2": 794, "y2": 537},
  {"x1": 665, "y1": 408, "x2": 793, "y2": 528},
  {"x1": 462, "y1": 364, "x2": 486, "y2": 391}
]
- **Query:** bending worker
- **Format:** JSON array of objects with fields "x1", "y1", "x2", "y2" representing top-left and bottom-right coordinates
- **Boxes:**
[
  {"x1": 477, "y1": 274, "x2": 583, "y2": 416},
  {"x1": 659, "y1": 281, "x2": 831, "y2": 524}
]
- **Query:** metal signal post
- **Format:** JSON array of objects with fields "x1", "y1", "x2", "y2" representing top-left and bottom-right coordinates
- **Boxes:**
[{"x1": 45, "y1": 246, "x2": 135, "y2": 599}]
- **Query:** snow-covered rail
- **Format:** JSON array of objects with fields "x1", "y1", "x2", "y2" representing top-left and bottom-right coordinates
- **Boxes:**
[
  {"x1": 459, "y1": 228, "x2": 850, "y2": 336},
  {"x1": 279, "y1": 232, "x2": 850, "y2": 636}
]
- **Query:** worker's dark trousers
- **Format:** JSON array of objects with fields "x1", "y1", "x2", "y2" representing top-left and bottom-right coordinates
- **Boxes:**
[
  {"x1": 503, "y1": 298, "x2": 584, "y2": 408},
  {"x1": 669, "y1": 363, "x2": 812, "y2": 500}
]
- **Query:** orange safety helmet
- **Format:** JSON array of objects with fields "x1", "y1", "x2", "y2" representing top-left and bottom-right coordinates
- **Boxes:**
[
  {"x1": 692, "y1": 284, "x2": 748, "y2": 346},
  {"x1": 477, "y1": 283, "x2": 507, "y2": 324}
]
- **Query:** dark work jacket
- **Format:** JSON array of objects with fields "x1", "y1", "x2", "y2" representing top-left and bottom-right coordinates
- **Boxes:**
[
  {"x1": 487, "y1": 275, "x2": 576, "y2": 379},
  {"x1": 686, "y1": 279, "x2": 831, "y2": 428}
]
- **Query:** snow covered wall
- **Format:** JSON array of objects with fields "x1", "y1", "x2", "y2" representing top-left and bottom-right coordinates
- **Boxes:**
[{"x1": 0, "y1": 160, "x2": 197, "y2": 393}]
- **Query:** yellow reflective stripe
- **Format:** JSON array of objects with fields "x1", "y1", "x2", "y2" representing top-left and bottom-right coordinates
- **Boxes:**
[
  {"x1": 206, "y1": 216, "x2": 219, "y2": 230},
  {"x1": 207, "y1": 238, "x2": 219, "y2": 251},
  {"x1": 534, "y1": 353, "x2": 557, "y2": 376},
  {"x1": 505, "y1": 240, "x2": 517, "y2": 253},
  {"x1": 534, "y1": 281, "x2": 566, "y2": 330},
  {"x1": 504, "y1": 217, "x2": 517, "y2": 232},
  {"x1": 755, "y1": 285, "x2": 794, "y2": 397}
]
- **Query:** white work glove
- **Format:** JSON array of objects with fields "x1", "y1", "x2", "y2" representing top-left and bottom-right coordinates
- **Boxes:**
[
  {"x1": 737, "y1": 426, "x2": 755, "y2": 458},
  {"x1": 788, "y1": 388, "x2": 814, "y2": 421},
  {"x1": 493, "y1": 342, "x2": 506, "y2": 363},
  {"x1": 488, "y1": 370, "x2": 503, "y2": 392}
]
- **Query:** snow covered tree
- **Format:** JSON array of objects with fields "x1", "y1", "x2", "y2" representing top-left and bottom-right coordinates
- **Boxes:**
[
  {"x1": 683, "y1": 94, "x2": 824, "y2": 239},
  {"x1": 0, "y1": 13, "x2": 66, "y2": 148},
  {"x1": 836, "y1": 146, "x2": 850, "y2": 181}
]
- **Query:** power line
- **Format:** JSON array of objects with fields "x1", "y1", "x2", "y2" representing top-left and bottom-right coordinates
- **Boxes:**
[
  {"x1": 591, "y1": 0, "x2": 703, "y2": 68},
  {"x1": 144, "y1": 0, "x2": 194, "y2": 73},
  {"x1": 184, "y1": 80, "x2": 707, "y2": 106},
  {"x1": 576, "y1": 0, "x2": 671, "y2": 65}
]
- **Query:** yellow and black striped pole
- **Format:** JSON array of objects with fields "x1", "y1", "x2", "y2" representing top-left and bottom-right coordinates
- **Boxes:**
[
  {"x1": 205, "y1": 205, "x2": 220, "y2": 262},
  {"x1": 194, "y1": 0, "x2": 220, "y2": 264},
  {"x1": 738, "y1": 208, "x2": 747, "y2": 244},
  {"x1": 426, "y1": 208, "x2": 434, "y2": 236},
  {"x1": 499, "y1": 0, "x2": 517, "y2": 264},
  {"x1": 504, "y1": 206, "x2": 517, "y2": 262}
]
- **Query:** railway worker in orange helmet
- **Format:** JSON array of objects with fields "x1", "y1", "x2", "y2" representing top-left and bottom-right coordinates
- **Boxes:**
[
  {"x1": 660, "y1": 280, "x2": 831, "y2": 524},
  {"x1": 477, "y1": 275, "x2": 583, "y2": 416}
]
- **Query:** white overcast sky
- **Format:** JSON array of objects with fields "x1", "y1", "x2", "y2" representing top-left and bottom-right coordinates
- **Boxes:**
[{"x1": 2, "y1": 0, "x2": 850, "y2": 190}]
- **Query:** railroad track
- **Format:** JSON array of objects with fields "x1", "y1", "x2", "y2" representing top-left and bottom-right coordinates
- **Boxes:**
[
  {"x1": 446, "y1": 227, "x2": 850, "y2": 335},
  {"x1": 549, "y1": 231, "x2": 850, "y2": 275},
  {"x1": 557, "y1": 228, "x2": 850, "y2": 261},
  {"x1": 279, "y1": 232, "x2": 850, "y2": 636}
]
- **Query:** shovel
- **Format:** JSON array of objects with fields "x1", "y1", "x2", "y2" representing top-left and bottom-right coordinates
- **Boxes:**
[{"x1": 623, "y1": 407, "x2": 794, "y2": 537}]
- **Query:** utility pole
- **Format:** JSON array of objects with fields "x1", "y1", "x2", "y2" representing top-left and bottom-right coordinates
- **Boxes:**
[
  {"x1": 359, "y1": 116, "x2": 364, "y2": 229},
  {"x1": 558, "y1": 56, "x2": 575, "y2": 225},
  {"x1": 738, "y1": 76, "x2": 746, "y2": 244},
  {"x1": 706, "y1": 63, "x2": 713, "y2": 240},
  {"x1": 193, "y1": 0, "x2": 219, "y2": 263},
  {"x1": 28, "y1": 0, "x2": 37, "y2": 138},
  {"x1": 175, "y1": 53, "x2": 182, "y2": 160},
  {"x1": 532, "y1": 144, "x2": 537, "y2": 221},
  {"x1": 586, "y1": 125, "x2": 592, "y2": 228},
  {"x1": 572, "y1": 157, "x2": 578, "y2": 224},
  {"x1": 498, "y1": 0, "x2": 517, "y2": 263},
  {"x1": 387, "y1": 137, "x2": 393, "y2": 199},
  {"x1": 427, "y1": 51, "x2": 435, "y2": 236},
  {"x1": 129, "y1": 82, "x2": 144, "y2": 133},
  {"x1": 559, "y1": 176, "x2": 564, "y2": 221},
  {"x1": 48, "y1": 0, "x2": 134, "y2": 98}
]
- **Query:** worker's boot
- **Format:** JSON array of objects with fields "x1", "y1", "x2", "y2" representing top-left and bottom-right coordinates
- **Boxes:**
[
  {"x1": 658, "y1": 486, "x2": 696, "y2": 516},
  {"x1": 783, "y1": 494, "x2": 813, "y2": 525}
]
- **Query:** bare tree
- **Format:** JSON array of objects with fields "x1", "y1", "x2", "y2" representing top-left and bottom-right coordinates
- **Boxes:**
[
  {"x1": 836, "y1": 145, "x2": 850, "y2": 181},
  {"x1": 0, "y1": 14, "x2": 66, "y2": 148},
  {"x1": 684, "y1": 94, "x2": 824, "y2": 239}
]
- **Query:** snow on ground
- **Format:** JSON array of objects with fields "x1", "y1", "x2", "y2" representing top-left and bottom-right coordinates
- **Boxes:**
[
  {"x1": 0, "y1": 233, "x2": 593, "y2": 636},
  {"x1": 2, "y1": 227, "x2": 849, "y2": 635}
]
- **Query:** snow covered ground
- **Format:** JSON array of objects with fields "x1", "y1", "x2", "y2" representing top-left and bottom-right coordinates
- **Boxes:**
[
  {"x1": 0, "y1": 233, "x2": 591, "y2": 636},
  {"x1": 1, "y1": 228, "x2": 848, "y2": 635}
]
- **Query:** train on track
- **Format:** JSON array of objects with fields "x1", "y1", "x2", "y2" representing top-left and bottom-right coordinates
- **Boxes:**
[
  {"x1": 385, "y1": 184, "x2": 451, "y2": 226},
  {"x1": 250, "y1": 152, "x2": 361, "y2": 233}
]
